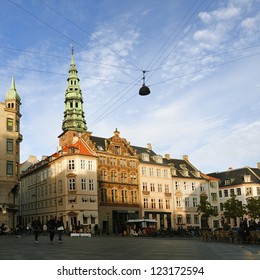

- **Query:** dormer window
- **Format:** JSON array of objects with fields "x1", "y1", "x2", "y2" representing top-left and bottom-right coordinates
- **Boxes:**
[
  {"x1": 225, "y1": 179, "x2": 231, "y2": 185},
  {"x1": 244, "y1": 175, "x2": 251, "y2": 183},
  {"x1": 153, "y1": 155, "x2": 163, "y2": 163},
  {"x1": 142, "y1": 153, "x2": 150, "y2": 162}
]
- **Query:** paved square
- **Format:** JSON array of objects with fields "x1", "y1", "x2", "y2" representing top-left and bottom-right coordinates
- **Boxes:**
[{"x1": 0, "y1": 234, "x2": 260, "y2": 260}]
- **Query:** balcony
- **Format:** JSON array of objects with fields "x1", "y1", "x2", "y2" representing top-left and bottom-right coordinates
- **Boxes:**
[
  {"x1": 164, "y1": 192, "x2": 172, "y2": 197},
  {"x1": 142, "y1": 190, "x2": 150, "y2": 196}
]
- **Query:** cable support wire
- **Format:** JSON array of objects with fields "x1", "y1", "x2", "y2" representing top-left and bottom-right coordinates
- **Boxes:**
[
  {"x1": 149, "y1": 51, "x2": 260, "y2": 87},
  {"x1": 146, "y1": 0, "x2": 215, "y2": 82},
  {"x1": 0, "y1": 45, "x2": 140, "y2": 72},
  {"x1": 38, "y1": 0, "x2": 142, "y2": 72},
  {"x1": 88, "y1": 74, "x2": 142, "y2": 121},
  {"x1": 6, "y1": 0, "x2": 139, "y2": 81}
]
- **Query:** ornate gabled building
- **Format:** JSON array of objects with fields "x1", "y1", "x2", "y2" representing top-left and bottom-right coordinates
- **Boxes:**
[
  {"x1": 0, "y1": 77, "x2": 22, "y2": 228},
  {"x1": 89, "y1": 130, "x2": 140, "y2": 234}
]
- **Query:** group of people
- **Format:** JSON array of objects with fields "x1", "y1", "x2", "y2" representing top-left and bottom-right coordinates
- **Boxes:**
[
  {"x1": 31, "y1": 215, "x2": 65, "y2": 244},
  {"x1": 239, "y1": 217, "x2": 260, "y2": 244}
]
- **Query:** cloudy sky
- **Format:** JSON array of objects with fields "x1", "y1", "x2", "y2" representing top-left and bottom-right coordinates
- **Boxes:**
[{"x1": 0, "y1": 0, "x2": 260, "y2": 173}]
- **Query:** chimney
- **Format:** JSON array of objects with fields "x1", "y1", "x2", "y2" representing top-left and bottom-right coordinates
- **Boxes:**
[
  {"x1": 165, "y1": 154, "x2": 171, "y2": 160},
  {"x1": 147, "y1": 143, "x2": 152, "y2": 150},
  {"x1": 183, "y1": 155, "x2": 189, "y2": 161}
]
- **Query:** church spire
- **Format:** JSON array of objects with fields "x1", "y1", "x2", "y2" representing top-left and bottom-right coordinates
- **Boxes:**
[{"x1": 61, "y1": 47, "x2": 87, "y2": 133}]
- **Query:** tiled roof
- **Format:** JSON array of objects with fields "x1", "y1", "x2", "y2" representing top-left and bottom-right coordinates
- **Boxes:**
[{"x1": 208, "y1": 167, "x2": 260, "y2": 187}]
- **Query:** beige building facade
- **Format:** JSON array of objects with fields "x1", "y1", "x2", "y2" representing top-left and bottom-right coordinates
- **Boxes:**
[{"x1": 0, "y1": 77, "x2": 22, "y2": 228}]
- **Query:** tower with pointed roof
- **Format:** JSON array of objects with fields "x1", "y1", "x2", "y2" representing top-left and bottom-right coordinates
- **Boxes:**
[
  {"x1": 61, "y1": 46, "x2": 87, "y2": 134},
  {"x1": 0, "y1": 76, "x2": 22, "y2": 228}
]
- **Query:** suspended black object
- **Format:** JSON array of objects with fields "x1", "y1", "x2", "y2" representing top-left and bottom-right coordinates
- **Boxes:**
[{"x1": 139, "y1": 70, "x2": 151, "y2": 96}]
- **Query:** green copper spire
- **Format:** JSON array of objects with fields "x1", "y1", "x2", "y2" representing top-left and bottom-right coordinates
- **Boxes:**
[
  {"x1": 61, "y1": 47, "x2": 87, "y2": 133},
  {"x1": 6, "y1": 76, "x2": 21, "y2": 103}
]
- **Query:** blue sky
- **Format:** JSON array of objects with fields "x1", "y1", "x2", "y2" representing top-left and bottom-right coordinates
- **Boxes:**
[{"x1": 0, "y1": 0, "x2": 260, "y2": 173}]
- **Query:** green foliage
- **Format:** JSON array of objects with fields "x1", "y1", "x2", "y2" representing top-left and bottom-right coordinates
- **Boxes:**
[
  {"x1": 197, "y1": 195, "x2": 217, "y2": 218},
  {"x1": 223, "y1": 195, "x2": 246, "y2": 218},
  {"x1": 245, "y1": 196, "x2": 260, "y2": 219}
]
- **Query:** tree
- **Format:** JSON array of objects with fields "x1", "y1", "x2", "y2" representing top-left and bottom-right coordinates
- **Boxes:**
[
  {"x1": 245, "y1": 196, "x2": 260, "y2": 219},
  {"x1": 223, "y1": 195, "x2": 246, "y2": 225},
  {"x1": 197, "y1": 195, "x2": 217, "y2": 228}
]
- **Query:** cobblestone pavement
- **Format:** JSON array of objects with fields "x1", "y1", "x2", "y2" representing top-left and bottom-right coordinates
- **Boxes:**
[{"x1": 0, "y1": 234, "x2": 260, "y2": 260}]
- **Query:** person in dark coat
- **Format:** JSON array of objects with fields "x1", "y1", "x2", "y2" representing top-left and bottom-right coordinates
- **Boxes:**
[
  {"x1": 32, "y1": 217, "x2": 42, "y2": 243},
  {"x1": 47, "y1": 215, "x2": 56, "y2": 242},
  {"x1": 239, "y1": 218, "x2": 249, "y2": 244}
]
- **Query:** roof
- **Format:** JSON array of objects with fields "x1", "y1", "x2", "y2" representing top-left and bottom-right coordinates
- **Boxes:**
[{"x1": 208, "y1": 167, "x2": 260, "y2": 187}]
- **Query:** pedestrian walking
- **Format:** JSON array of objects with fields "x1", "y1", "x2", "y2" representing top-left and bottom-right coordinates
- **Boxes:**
[
  {"x1": 47, "y1": 215, "x2": 56, "y2": 242},
  {"x1": 32, "y1": 217, "x2": 42, "y2": 243},
  {"x1": 56, "y1": 217, "x2": 65, "y2": 243}
]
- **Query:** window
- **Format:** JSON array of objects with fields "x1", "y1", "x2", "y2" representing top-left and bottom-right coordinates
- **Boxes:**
[
  {"x1": 114, "y1": 146, "x2": 120, "y2": 155},
  {"x1": 142, "y1": 167, "x2": 147, "y2": 176},
  {"x1": 237, "y1": 188, "x2": 241, "y2": 196},
  {"x1": 158, "y1": 184, "x2": 162, "y2": 192},
  {"x1": 176, "y1": 197, "x2": 182, "y2": 207},
  {"x1": 6, "y1": 161, "x2": 13, "y2": 176},
  {"x1": 68, "y1": 159, "x2": 75, "y2": 170},
  {"x1": 175, "y1": 181, "x2": 180, "y2": 190},
  {"x1": 111, "y1": 171, "x2": 117, "y2": 182},
  {"x1": 186, "y1": 214, "x2": 191, "y2": 224},
  {"x1": 131, "y1": 190, "x2": 137, "y2": 203},
  {"x1": 163, "y1": 169, "x2": 169, "y2": 178},
  {"x1": 100, "y1": 169, "x2": 107, "y2": 181},
  {"x1": 81, "y1": 179, "x2": 87, "y2": 190},
  {"x1": 89, "y1": 179, "x2": 94, "y2": 191},
  {"x1": 192, "y1": 197, "x2": 197, "y2": 207},
  {"x1": 185, "y1": 197, "x2": 190, "y2": 207},
  {"x1": 157, "y1": 169, "x2": 161, "y2": 177},
  {"x1": 151, "y1": 199, "x2": 156, "y2": 209},
  {"x1": 165, "y1": 199, "x2": 170, "y2": 209},
  {"x1": 88, "y1": 161, "x2": 93, "y2": 170},
  {"x1": 7, "y1": 139, "x2": 13, "y2": 153},
  {"x1": 177, "y1": 214, "x2": 182, "y2": 224},
  {"x1": 110, "y1": 158, "x2": 116, "y2": 165},
  {"x1": 211, "y1": 193, "x2": 217, "y2": 202},
  {"x1": 129, "y1": 160, "x2": 136, "y2": 168},
  {"x1": 143, "y1": 198, "x2": 148, "y2": 208},
  {"x1": 58, "y1": 180, "x2": 62, "y2": 193},
  {"x1": 142, "y1": 182, "x2": 148, "y2": 191},
  {"x1": 230, "y1": 189, "x2": 235, "y2": 196},
  {"x1": 99, "y1": 157, "x2": 106, "y2": 164},
  {"x1": 68, "y1": 178, "x2": 75, "y2": 191},
  {"x1": 194, "y1": 214, "x2": 199, "y2": 224},
  {"x1": 101, "y1": 188, "x2": 107, "y2": 202},
  {"x1": 257, "y1": 187, "x2": 260, "y2": 195},
  {"x1": 120, "y1": 159, "x2": 126, "y2": 167},
  {"x1": 7, "y1": 118, "x2": 13, "y2": 131},
  {"x1": 165, "y1": 184, "x2": 169, "y2": 193},
  {"x1": 149, "y1": 168, "x2": 154, "y2": 177},
  {"x1": 184, "y1": 182, "x2": 188, "y2": 190},
  {"x1": 111, "y1": 189, "x2": 118, "y2": 202},
  {"x1": 150, "y1": 183, "x2": 155, "y2": 192},
  {"x1": 219, "y1": 190, "x2": 222, "y2": 197},
  {"x1": 246, "y1": 187, "x2": 252, "y2": 196},
  {"x1": 80, "y1": 160, "x2": 86, "y2": 170},
  {"x1": 121, "y1": 190, "x2": 128, "y2": 203},
  {"x1": 224, "y1": 190, "x2": 228, "y2": 197},
  {"x1": 220, "y1": 203, "x2": 224, "y2": 211},
  {"x1": 158, "y1": 199, "x2": 163, "y2": 209},
  {"x1": 121, "y1": 172, "x2": 127, "y2": 183}
]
